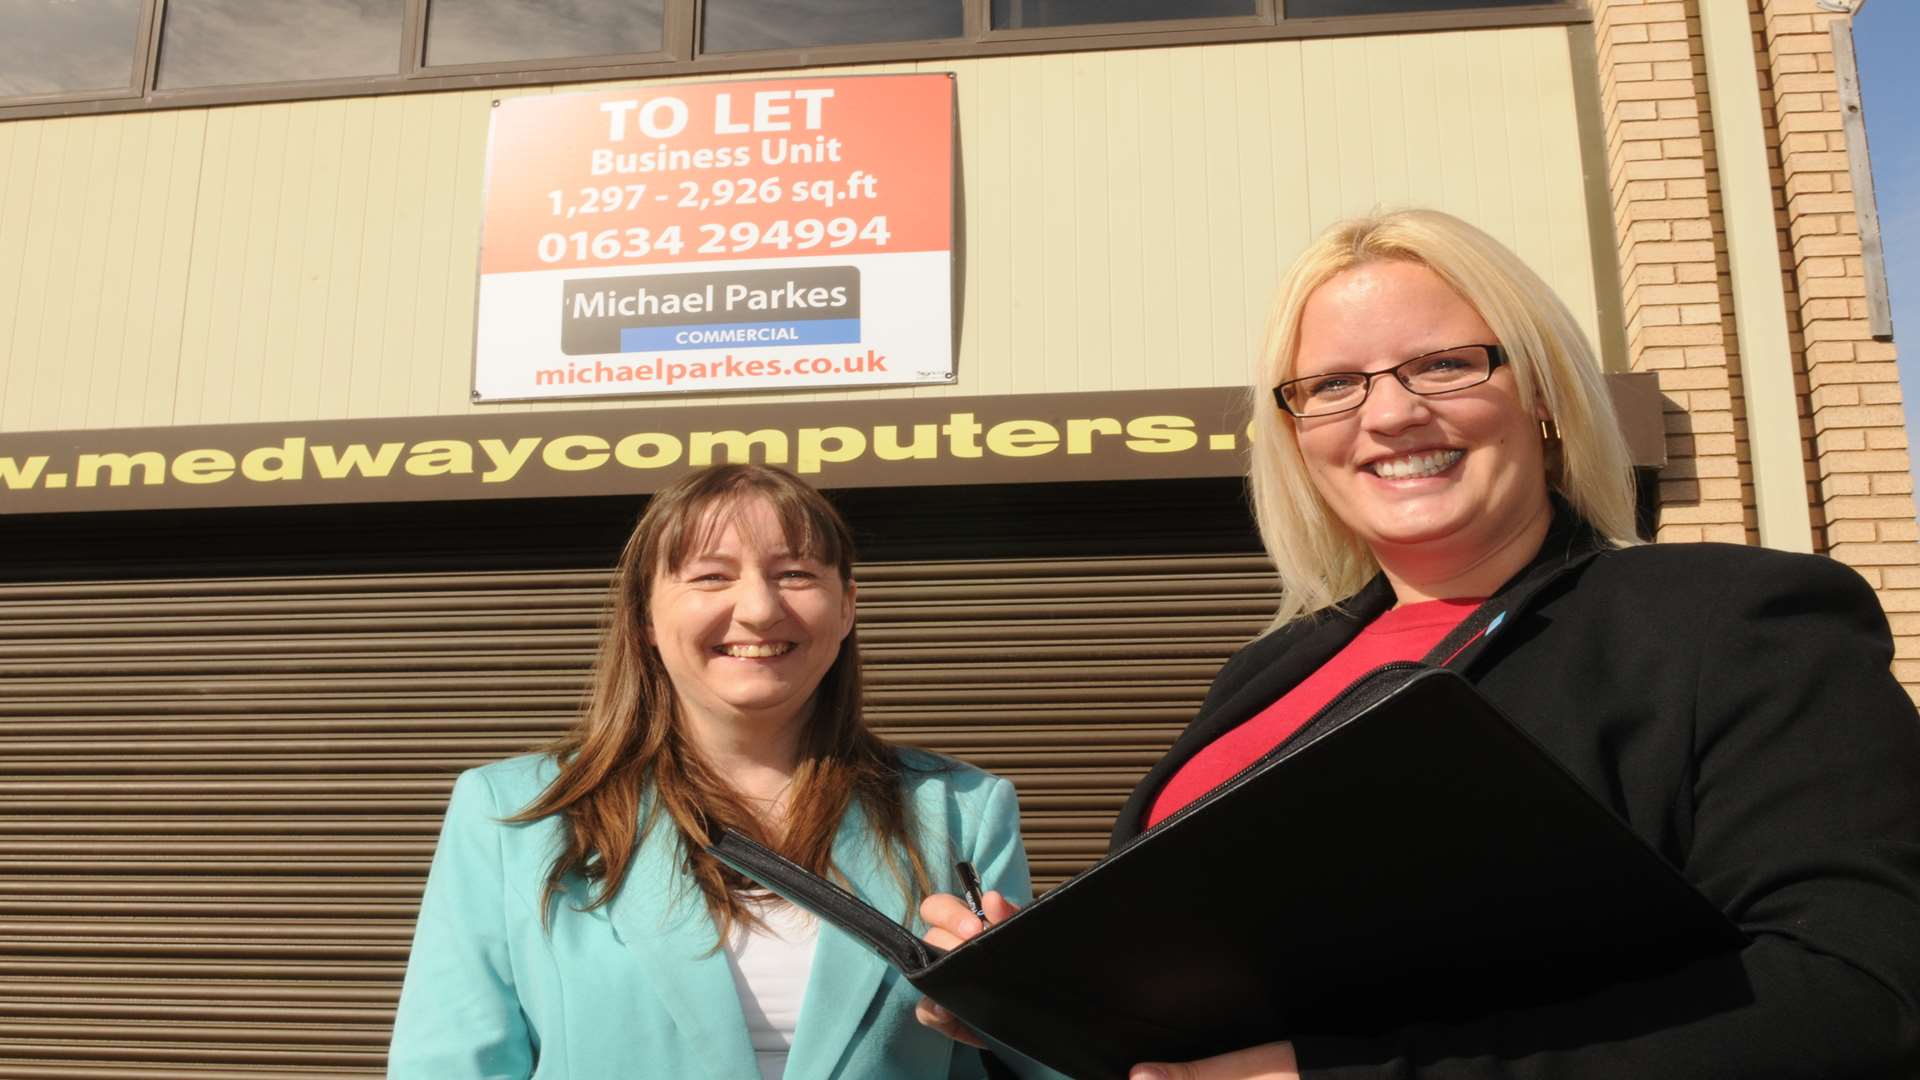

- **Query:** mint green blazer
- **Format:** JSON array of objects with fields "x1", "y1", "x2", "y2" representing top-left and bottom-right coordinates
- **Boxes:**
[{"x1": 388, "y1": 749, "x2": 1042, "y2": 1080}]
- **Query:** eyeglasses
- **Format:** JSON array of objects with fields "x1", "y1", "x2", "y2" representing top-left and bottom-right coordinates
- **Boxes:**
[{"x1": 1273, "y1": 344, "x2": 1509, "y2": 418}]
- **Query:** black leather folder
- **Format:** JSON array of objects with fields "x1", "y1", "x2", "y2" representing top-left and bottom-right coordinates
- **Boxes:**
[{"x1": 709, "y1": 664, "x2": 1748, "y2": 1080}]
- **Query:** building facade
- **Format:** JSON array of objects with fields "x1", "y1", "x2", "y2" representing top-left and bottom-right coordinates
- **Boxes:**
[{"x1": 0, "y1": 0, "x2": 1907, "y2": 1073}]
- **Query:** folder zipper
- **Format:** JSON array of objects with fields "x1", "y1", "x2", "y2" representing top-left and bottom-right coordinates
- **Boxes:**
[
  {"x1": 1134, "y1": 661, "x2": 1426, "y2": 843},
  {"x1": 709, "y1": 831, "x2": 940, "y2": 971}
]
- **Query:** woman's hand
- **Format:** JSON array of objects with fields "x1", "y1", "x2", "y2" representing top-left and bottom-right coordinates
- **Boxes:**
[
  {"x1": 912, "y1": 889, "x2": 1021, "y2": 1047},
  {"x1": 1129, "y1": 1042, "x2": 1299, "y2": 1080}
]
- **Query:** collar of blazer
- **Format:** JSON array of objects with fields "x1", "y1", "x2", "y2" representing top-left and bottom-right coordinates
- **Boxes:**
[
  {"x1": 1108, "y1": 498, "x2": 1610, "y2": 849},
  {"x1": 601, "y1": 794, "x2": 911, "y2": 1080}
]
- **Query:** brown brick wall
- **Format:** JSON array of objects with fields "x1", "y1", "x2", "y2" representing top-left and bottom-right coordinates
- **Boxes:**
[
  {"x1": 1757, "y1": 0, "x2": 1920, "y2": 684},
  {"x1": 1595, "y1": 0, "x2": 1751, "y2": 543},
  {"x1": 1595, "y1": 0, "x2": 1920, "y2": 691}
]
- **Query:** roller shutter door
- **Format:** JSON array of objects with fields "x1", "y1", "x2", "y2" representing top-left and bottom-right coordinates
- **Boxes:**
[{"x1": 0, "y1": 479, "x2": 1274, "y2": 1077}]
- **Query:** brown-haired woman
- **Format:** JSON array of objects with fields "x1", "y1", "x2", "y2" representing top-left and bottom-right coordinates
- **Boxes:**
[{"x1": 389, "y1": 464, "x2": 1040, "y2": 1080}]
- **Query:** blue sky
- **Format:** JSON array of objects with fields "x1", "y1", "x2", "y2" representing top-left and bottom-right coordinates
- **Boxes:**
[{"x1": 1853, "y1": 2, "x2": 1919, "y2": 493}]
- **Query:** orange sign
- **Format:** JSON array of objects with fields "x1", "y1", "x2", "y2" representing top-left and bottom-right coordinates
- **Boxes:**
[
  {"x1": 473, "y1": 74, "x2": 956, "y2": 401},
  {"x1": 480, "y1": 75, "x2": 953, "y2": 275}
]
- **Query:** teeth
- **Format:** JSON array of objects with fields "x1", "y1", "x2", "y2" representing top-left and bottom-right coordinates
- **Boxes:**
[
  {"x1": 720, "y1": 642, "x2": 795, "y2": 658},
  {"x1": 1370, "y1": 450, "x2": 1463, "y2": 480}
]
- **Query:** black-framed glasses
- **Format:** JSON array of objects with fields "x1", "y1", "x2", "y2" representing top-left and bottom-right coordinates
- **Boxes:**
[{"x1": 1273, "y1": 344, "x2": 1508, "y2": 418}]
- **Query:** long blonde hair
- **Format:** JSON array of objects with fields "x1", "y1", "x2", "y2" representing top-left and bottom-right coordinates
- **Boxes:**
[
  {"x1": 1248, "y1": 209, "x2": 1638, "y2": 627},
  {"x1": 511, "y1": 464, "x2": 930, "y2": 938}
]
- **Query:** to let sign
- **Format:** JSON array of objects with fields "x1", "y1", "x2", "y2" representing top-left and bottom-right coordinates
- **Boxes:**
[{"x1": 472, "y1": 74, "x2": 955, "y2": 401}]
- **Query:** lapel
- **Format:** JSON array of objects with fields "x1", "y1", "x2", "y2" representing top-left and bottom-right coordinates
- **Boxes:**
[
  {"x1": 783, "y1": 800, "x2": 902, "y2": 1080},
  {"x1": 603, "y1": 814, "x2": 760, "y2": 1080},
  {"x1": 1109, "y1": 501, "x2": 1609, "y2": 848},
  {"x1": 1199, "y1": 576, "x2": 1397, "y2": 741},
  {"x1": 1441, "y1": 501, "x2": 1607, "y2": 674},
  {"x1": 1108, "y1": 577, "x2": 1393, "y2": 848}
]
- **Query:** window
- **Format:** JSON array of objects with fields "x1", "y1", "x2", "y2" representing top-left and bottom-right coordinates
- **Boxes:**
[
  {"x1": 0, "y1": 0, "x2": 1586, "y2": 117},
  {"x1": 702, "y1": 0, "x2": 960, "y2": 54},
  {"x1": 0, "y1": 0, "x2": 142, "y2": 98},
  {"x1": 156, "y1": 0, "x2": 404, "y2": 89},
  {"x1": 992, "y1": 0, "x2": 1256, "y2": 30},
  {"x1": 1284, "y1": 0, "x2": 1545, "y2": 17},
  {"x1": 425, "y1": 0, "x2": 665, "y2": 68}
]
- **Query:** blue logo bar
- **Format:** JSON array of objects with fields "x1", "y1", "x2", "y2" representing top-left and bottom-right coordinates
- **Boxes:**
[{"x1": 619, "y1": 318, "x2": 861, "y2": 353}]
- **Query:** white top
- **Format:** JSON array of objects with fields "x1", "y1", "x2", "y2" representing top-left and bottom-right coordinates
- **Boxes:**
[{"x1": 722, "y1": 899, "x2": 821, "y2": 1080}]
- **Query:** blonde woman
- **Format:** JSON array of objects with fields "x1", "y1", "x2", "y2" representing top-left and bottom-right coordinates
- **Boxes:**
[{"x1": 922, "y1": 210, "x2": 1920, "y2": 1079}]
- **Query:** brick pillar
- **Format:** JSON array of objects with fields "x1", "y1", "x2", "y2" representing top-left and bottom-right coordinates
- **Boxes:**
[
  {"x1": 1757, "y1": 0, "x2": 1920, "y2": 686},
  {"x1": 1595, "y1": 0, "x2": 1749, "y2": 542}
]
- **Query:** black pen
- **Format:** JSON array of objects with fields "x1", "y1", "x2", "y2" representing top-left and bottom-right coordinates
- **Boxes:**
[{"x1": 954, "y1": 861, "x2": 991, "y2": 928}]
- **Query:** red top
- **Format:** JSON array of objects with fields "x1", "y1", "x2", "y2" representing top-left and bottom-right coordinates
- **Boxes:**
[{"x1": 1143, "y1": 597, "x2": 1483, "y2": 828}]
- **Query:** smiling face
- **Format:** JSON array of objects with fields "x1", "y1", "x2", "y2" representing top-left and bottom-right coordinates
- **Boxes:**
[
  {"x1": 1288, "y1": 259, "x2": 1551, "y2": 573},
  {"x1": 646, "y1": 496, "x2": 856, "y2": 740}
]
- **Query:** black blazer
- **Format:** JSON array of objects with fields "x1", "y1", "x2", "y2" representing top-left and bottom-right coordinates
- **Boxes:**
[{"x1": 1113, "y1": 512, "x2": 1920, "y2": 1079}]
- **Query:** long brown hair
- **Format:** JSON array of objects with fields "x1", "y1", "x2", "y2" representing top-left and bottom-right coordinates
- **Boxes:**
[{"x1": 511, "y1": 464, "x2": 931, "y2": 938}]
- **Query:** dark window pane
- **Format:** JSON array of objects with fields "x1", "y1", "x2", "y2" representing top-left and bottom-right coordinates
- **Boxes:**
[
  {"x1": 703, "y1": 0, "x2": 959, "y2": 53},
  {"x1": 991, "y1": 0, "x2": 1254, "y2": 29},
  {"x1": 156, "y1": 0, "x2": 403, "y2": 89},
  {"x1": 1285, "y1": 0, "x2": 1546, "y2": 16},
  {"x1": 426, "y1": 0, "x2": 663, "y2": 67},
  {"x1": 0, "y1": 0, "x2": 141, "y2": 98}
]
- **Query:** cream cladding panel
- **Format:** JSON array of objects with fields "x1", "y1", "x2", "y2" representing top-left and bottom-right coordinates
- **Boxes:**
[{"x1": 0, "y1": 27, "x2": 1604, "y2": 433}]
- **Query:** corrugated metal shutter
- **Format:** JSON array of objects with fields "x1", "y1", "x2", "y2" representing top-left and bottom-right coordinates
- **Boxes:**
[
  {"x1": 859, "y1": 555, "x2": 1275, "y2": 883},
  {"x1": 0, "y1": 480, "x2": 1273, "y2": 1076}
]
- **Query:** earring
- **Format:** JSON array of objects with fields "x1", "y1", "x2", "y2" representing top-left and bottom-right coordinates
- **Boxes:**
[{"x1": 1539, "y1": 416, "x2": 1564, "y2": 485}]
